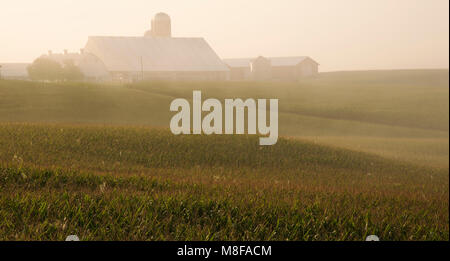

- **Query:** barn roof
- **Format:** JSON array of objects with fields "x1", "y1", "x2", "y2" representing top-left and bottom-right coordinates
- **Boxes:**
[
  {"x1": 84, "y1": 36, "x2": 229, "y2": 72},
  {"x1": 223, "y1": 56, "x2": 319, "y2": 68}
]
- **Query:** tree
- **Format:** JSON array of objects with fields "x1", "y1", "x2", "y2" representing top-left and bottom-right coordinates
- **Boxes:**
[
  {"x1": 27, "y1": 57, "x2": 84, "y2": 81},
  {"x1": 62, "y1": 60, "x2": 84, "y2": 81},
  {"x1": 27, "y1": 57, "x2": 64, "y2": 81}
]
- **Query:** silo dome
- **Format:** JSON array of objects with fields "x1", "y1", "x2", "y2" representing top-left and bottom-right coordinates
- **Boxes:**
[
  {"x1": 151, "y1": 12, "x2": 171, "y2": 37},
  {"x1": 154, "y1": 12, "x2": 171, "y2": 21}
]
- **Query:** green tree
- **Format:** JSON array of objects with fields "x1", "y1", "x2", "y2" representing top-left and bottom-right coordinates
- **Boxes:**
[
  {"x1": 27, "y1": 57, "x2": 84, "y2": 81},
  {"x1": 27, "y1": 58, "x2": 63, "y2": 81},
  {"x1": 62, "y1": 60, "x2": 84, "y2": 81}
]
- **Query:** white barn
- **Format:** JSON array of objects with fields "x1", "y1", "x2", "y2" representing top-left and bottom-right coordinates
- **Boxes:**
[
  {"x1": 83, "y1": 36, "x2": 229, "y2": 81},
  {"x1": 82, "y1": 13, "x2": 229, "y2": 81},
  {"x1": 29, "y1": 13, "x2": 229, "y2": 82}
]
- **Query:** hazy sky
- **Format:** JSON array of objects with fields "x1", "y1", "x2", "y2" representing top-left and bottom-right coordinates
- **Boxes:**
[{"x1": 1, "y1": 0, "x2": 448, "y2": 71}]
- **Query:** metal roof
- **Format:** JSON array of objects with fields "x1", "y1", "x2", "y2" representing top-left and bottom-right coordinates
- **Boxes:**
[
  {"x1": 84, "y1": 36, "x2": 229, "y2": 72},
  {"x1": 223, "y1": 56, "x2": 319, "y2": 68}
]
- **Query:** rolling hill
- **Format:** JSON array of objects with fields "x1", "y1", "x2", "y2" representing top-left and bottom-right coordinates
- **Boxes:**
[
  {"x1": 0, "y1": 70, "x2": 448, "y2": 240},
  {"x1": 0, "y1": 123, "x2": 447, "y2": 240},
  {"x1": 0, "y1": 69, "x2": 448, "y2": 167}
]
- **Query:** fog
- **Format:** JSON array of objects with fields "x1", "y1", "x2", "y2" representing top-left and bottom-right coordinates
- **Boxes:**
[{"x1": 0, "y1": 0, "x2": 448, "y2": 71}]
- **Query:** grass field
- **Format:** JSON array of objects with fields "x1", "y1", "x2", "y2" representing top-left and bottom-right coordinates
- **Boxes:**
[
  {"x1": 1, "y1": 69, "x2": 448, "y2": 167},
  {"x1": 0, "y1": 69, "x2": 448, "y2": 240}
]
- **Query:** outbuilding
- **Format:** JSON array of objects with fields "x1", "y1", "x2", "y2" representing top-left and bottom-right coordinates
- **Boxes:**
[{"x1": 223, "y1": 56, "x2": 319, "y2": 81}]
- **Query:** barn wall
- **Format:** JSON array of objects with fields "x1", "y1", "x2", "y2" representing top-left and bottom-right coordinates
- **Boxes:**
[
  {"x1": 271, "y1": 66, "x2": 297, "y2": 81},
  {"x1": 0, "y1": 63, "x2": 30, "y2": 80},
  {"x1": 296, "y1": 60, "x2": 318, "y2": 76},
  {"x1": 270, "y1": 63, "x2": 318, "y2": 81},
  {"x1": 229, "y1": 67, "x2": 251, "y2": 81}
]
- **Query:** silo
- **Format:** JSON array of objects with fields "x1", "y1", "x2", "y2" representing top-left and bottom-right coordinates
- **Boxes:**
[{"x1": 151, "y1": 12, "x2": 171, "y2": 37}]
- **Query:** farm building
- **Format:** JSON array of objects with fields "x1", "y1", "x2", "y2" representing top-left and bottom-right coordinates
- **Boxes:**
[
  {"x1": 17, "y1": 12, "x2": 319, "y2": 82},
  {"x1": 223, "y1": 56, "x2": 319, "y2": 81},
  {"x1": 83, "y1": 36, "x2": 229, "y2": 81},
  {"x1": 144, "y1": 12, "x2": 171, "y2": 37},
  {"x1": 21, "y1": 13, "x2": 229, "y2": 82},
  {"x1": 82, "y1": 13, "x2": 229, "y2": 81},
  {"x1": 0, "y1": 63, "x2": 29, "y2": 80}
]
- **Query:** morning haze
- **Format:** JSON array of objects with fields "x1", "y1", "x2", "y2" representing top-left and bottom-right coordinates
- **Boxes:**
[
  {"x1": 0, "y1": 0, "x2": 448, "y2": 242},
  {"x1": 1, "y1": 0, "x2": 448, "y2": 71}
]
